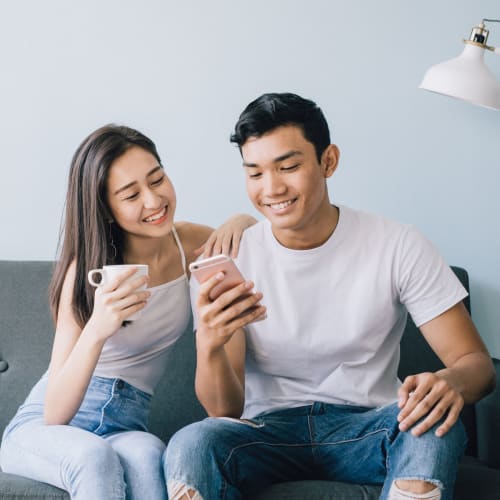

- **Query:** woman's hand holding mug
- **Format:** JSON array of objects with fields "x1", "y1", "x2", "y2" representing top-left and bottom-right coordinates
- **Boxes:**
[{"x1": 87, "y1": 264, "x2": 150, "y2": 339}]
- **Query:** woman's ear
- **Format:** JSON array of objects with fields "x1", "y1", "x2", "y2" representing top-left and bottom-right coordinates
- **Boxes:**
[{"x1": 321, "y1": 144, "x2": 340, "y2": 179}]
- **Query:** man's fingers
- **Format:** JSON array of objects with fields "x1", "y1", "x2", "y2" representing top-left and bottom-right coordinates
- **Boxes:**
[
  {"x1": 198, "y1": 272, "x2": 225, "y2": 302},
  {"x1": 434, "y1": 398, "x2": 464, "y2": 437},
  {"x1": 214, "y1": 304, "x2": 267, "y2": 334}
]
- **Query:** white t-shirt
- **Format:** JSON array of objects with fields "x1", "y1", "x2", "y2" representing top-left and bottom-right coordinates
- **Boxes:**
[{"x1": 190, "y1": 206, "x2": 467, "y2": 418}]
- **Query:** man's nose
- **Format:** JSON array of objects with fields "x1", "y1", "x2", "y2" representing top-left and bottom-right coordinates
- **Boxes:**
[{"x1": 263, "y1": 172, "x2": 286, "y2": 196}]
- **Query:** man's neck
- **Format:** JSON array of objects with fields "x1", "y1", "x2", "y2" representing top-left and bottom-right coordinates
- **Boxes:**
[{"x1": 272, "y1": 204, "x2": 339, "y2": 250}]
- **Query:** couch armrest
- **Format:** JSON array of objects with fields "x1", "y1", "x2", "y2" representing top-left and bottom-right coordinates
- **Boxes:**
[{"x1": 476, "y1": 358, "x2": 500, "y2": 469}]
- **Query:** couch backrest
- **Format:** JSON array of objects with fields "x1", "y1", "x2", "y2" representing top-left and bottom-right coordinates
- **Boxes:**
[{"x1": 0, "y1": 261, "x2": 476, "y2": 455}]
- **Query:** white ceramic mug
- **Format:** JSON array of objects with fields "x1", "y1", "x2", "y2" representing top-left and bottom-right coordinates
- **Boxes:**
[{"x1": 87, "y1": 264, "x2": 149, "y2": 321}]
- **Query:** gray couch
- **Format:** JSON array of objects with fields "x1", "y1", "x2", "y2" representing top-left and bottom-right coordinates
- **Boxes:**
[{"x1": 1, "y1": 261, "x2": 499, "y2": 499}]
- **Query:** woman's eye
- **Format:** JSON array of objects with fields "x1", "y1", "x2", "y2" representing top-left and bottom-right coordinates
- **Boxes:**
[{"x1": 124, "y1": 193, "x2": 139, "y2": 201}]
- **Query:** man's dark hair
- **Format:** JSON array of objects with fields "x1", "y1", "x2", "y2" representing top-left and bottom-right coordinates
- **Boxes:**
[{"x1": 230, "y1": 92, "x2": 331, "y2": 162}]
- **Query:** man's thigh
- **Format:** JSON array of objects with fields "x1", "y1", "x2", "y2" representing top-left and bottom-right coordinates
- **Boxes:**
[
  {"x1": 311, "y1": 403, "x2": 400, "y2": 485},
  {"x1": 204, "y1": 405, "x2": 396, "y2": 486},
  {"x1": 311, "y1": 401, "x2": 466, "y2": 489},
  {"x1": 166, "y1": 411, "x2": 320, "y2": 496}
]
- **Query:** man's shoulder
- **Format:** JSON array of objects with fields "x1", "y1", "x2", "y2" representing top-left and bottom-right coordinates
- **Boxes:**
[
  {"x1": 235, "y1": 219, "x2": 272, "y2": 267},
  {"x1": 240, "y1": 219, "x2": 269, "y2": 245},
  {"x1": 342, "y1": 205, "x2": 408, "y2": 230},
  {"x1": 340, "y1": 205, "x2": 414, "y2": 245}
]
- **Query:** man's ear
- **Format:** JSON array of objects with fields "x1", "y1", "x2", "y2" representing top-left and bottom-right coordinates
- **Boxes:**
[{"x1": 321, "y1": 144, "x2": 340, "y2": 179}]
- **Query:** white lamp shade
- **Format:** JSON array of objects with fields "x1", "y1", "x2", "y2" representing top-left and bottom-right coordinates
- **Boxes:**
[{"x1": 420, "y1": 44, "x2": 500, "y2": 110}]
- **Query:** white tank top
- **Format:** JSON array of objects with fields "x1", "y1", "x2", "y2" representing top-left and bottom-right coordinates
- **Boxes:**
[{"x1": 93, "y1": 227, "x2": 191, "y2": 394}]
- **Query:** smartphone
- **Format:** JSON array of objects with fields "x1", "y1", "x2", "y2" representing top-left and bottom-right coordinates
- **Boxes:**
[
  {"x1": 190, "y1": 254, "x2": 265, "y2": 322},
  {"x1": 189, "y1": 254, "x2": 247, "y2": 301}
]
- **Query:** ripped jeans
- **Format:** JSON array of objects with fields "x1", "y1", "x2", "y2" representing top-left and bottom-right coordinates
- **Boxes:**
[{"x1": 164, "y1": 402, "x2": 467, "y2": 500}]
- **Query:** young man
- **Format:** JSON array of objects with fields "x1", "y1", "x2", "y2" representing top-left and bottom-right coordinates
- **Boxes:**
[{"x1": 165, "y1": 93, "x2": 495, "y2": 500}]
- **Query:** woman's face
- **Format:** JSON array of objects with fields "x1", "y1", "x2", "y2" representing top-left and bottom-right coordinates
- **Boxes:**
[{"x1": 106, "y1": 146, "x2": 176, "y2": 239}]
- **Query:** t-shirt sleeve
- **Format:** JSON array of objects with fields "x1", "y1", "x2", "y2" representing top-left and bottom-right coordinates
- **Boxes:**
[{"x1": 396, "y1": 225, "x2": 468, "y2": 327}]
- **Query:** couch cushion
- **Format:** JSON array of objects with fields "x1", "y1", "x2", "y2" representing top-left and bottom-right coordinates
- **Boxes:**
[
  {"x1": 0, "y1": 471, "x2": 68, "y2": 499},
  {"x1": 0, "y1": 261, "x2": 55, "y2": 435},
  {"x1": 252, "y1": 480, "x2": 380, "y2": 499},
  {"x1": 252, "y1": 456, "x2": 500, "y2": 500}
]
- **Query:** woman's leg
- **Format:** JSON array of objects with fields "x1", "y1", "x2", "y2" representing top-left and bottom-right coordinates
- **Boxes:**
[
  {"x1": 0, "y1": 418, "x2": 126, "y2": 499},
  {"x1": 104, "y1": 430, "x2": 167, "y2": 500}
]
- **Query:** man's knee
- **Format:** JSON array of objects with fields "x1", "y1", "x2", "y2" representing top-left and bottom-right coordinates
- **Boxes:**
[
  {"x1": 389, "y1": 479, "x2": 441, "y2": 499},
  {"x1": 165, "y1": 419, "x2": 218, "y2": 470},
  {"x1": 166, "y1": 418, "x2": 229, "y2": 464},
  {"x1": 399, "y1": 417, "x2": 467, "y2": 462}
]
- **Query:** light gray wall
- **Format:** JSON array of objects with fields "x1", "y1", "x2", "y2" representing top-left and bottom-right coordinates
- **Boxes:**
[{"x1": 1, "y1": 1, "x2": 499, "y2": 357}]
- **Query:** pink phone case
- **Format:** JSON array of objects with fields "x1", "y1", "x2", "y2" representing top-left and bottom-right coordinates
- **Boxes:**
[
  {"x1": 190, "y1": 255, "x2": 265, "y2": 323},
  {"x1": 190, "y1": 254, "x2": 246, "y2": 301}
]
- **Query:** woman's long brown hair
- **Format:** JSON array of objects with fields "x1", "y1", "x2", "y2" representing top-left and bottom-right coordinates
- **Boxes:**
[{"x1": 49, "y1": 125, "x2": 161, "y2": 328}]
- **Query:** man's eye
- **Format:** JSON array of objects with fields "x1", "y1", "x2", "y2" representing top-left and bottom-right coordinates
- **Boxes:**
[
  {"x1": 282, "y1": 164, "x2": 299, "y2": 171},
  {"x1": 151, "y1": 176, "x2": 164, "y2": 186},
  {"x1": 248, "y1": 172, "x2": 262, "y2": 179}
]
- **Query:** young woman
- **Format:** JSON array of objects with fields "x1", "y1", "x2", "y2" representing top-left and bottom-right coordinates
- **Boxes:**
[{"x1": 0, "y1": 125, "x2": 255, "y2": 499}]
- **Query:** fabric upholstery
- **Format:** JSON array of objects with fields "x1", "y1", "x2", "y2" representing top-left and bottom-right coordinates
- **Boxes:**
[{"x1": 0, "y1": 261, "x2": 499, "y2": 500}]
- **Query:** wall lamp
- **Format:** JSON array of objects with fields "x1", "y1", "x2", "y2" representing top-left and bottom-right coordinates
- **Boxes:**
[{"x1": 420, "y1": 19, "x2": 500, "y2": 110}]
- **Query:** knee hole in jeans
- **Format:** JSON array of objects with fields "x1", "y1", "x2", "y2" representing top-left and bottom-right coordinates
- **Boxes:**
[
  {"x1": 389, "y1": 480, "x2": 441, "y2": 499},
  {"x1": 168, "y1": 480, "x2": 203, "y2": 500}
]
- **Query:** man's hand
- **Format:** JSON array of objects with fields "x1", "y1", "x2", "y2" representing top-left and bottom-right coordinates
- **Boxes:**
[
  {"x1": 397, "y1": 371, "x2": 464, "y2": 437},
  {"x1": 196, "y1": 272, "x2": 265, "y2": 352}
]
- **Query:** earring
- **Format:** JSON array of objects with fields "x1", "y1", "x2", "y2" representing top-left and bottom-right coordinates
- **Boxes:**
[{"x1": 108, "y1": 221, "x2": 117, "y2": 261}]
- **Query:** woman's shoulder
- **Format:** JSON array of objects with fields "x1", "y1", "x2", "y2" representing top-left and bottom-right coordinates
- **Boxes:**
[{"x1": 175, "y1": 221, "x2": 213, "y2": 249}]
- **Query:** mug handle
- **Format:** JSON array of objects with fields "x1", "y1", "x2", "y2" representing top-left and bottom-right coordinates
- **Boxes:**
[{"x1": 87, "y1": 269, "x2": 105, "y2": 287}]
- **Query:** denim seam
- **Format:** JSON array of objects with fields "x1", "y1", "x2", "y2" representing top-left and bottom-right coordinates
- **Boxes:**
[
  {"x1": 221, "y1": 474, "x2": 228, "y2": 500},
  {"x1": 222, "y1": 428, "x2": 390, "y2": 468},
  {"x1": 92, "y1": 384, "x2": 116, "y2": 435},
  {"x1": 306, "y1": 415, "x2": 314, "y2": 443},
  {"x1": 316, "y1": 427, "x2": 391, "y2": 447}
]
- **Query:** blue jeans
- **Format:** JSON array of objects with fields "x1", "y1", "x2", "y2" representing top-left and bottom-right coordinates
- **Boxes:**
[
  {"x1": 165, "y1": 402, "x2": 467, "y2": 500},
  {"x1": 0, "y1": 374, "x2": 167, "y2": 500}
]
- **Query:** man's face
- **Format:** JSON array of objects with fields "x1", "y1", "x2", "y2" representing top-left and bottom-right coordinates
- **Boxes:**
[{"x1": 241, "y1": 125, "x2": 338, "y2": 245}]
